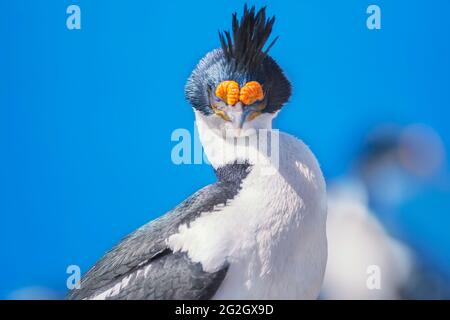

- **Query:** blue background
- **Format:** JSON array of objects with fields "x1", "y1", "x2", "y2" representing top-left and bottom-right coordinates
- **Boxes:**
[{"x1": 1, "y1": 0, "x2": 449, "y2": 298}]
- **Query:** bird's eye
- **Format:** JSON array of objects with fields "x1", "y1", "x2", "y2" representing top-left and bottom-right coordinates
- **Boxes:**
[{"x1": 213, "y1": 96, "x2": 222, "y2": 103}]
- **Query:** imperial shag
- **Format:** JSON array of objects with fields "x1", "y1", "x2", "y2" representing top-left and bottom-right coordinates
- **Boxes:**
[{"x1": 68, "y1": 5, "x2": 327, "y2": 300}]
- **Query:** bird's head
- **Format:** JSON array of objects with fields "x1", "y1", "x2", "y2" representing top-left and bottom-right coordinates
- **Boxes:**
[{"x1": 185, "y1": 5, "x2": 291, "y2": 138}]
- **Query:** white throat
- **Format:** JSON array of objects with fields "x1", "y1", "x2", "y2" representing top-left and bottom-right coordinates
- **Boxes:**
[{"x1": 194, "y1": 109, "x2": 278, "y2": 170}]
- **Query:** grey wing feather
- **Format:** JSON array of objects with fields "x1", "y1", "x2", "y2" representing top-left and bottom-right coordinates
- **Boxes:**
[{"x1": 67, "y1": 182, "x2": 237, "y2": 300}]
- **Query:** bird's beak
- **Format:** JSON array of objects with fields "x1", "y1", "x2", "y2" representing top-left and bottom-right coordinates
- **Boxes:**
[
  {"x1": 225, "y1": 103, "x2": 258, "y2": 136},
  {"x1": 208, "y1": 87, "x2": 267, "y2": 136}
]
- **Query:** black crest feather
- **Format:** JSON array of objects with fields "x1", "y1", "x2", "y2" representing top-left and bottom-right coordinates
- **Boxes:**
[{"x1": 219, "y1": 5, "x2": 278, "y2": 71}]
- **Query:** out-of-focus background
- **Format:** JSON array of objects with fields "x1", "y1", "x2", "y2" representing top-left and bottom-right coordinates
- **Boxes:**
[{"x1": 0, "y1": 0, "x2": 449, "y2": 299}]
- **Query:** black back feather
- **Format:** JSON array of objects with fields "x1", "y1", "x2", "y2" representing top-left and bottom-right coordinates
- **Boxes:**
[{"x1": 219, "y1": 5, "x2": 279, "y2": 71}]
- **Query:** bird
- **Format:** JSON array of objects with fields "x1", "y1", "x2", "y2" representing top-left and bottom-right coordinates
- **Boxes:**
[
  {"x1": 321, "y1": 124, "x2": 448, "y2": 299},
  {"x1": 67, "y1": 5, "x2": 327, "y2": 300}
]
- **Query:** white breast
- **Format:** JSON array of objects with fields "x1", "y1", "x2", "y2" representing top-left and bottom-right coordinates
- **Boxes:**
[{"x1": 167, "y1": 131, "x2": 328, "y2": 300}]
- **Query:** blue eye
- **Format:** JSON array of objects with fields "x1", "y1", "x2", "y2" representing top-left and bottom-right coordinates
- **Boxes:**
[{"x1": 214, "y1": 96, "x2": 221, "y2": 103}]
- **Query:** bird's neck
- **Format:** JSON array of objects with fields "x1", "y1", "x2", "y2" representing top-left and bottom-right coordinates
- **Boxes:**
[{"x1": 194, "y1": 110, "x2": 279, "y2": 171}]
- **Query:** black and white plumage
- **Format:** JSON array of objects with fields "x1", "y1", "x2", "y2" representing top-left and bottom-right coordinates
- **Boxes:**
[
  {"x1": 68, "y1": 164, "x2": 249, "y2": 300},
  {"x1": 68, "y1": 6, "x2": 327, "y2": 300}
]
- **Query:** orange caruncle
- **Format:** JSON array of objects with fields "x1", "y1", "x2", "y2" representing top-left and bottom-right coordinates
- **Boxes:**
[{"x1": 239, "y1": 81, "x2": 264, "y2": 105}]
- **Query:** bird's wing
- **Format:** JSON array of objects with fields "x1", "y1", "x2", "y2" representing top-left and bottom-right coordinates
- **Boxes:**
[{"x1": 67, "y1": 182, "x2": 237, "y2": 300}]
